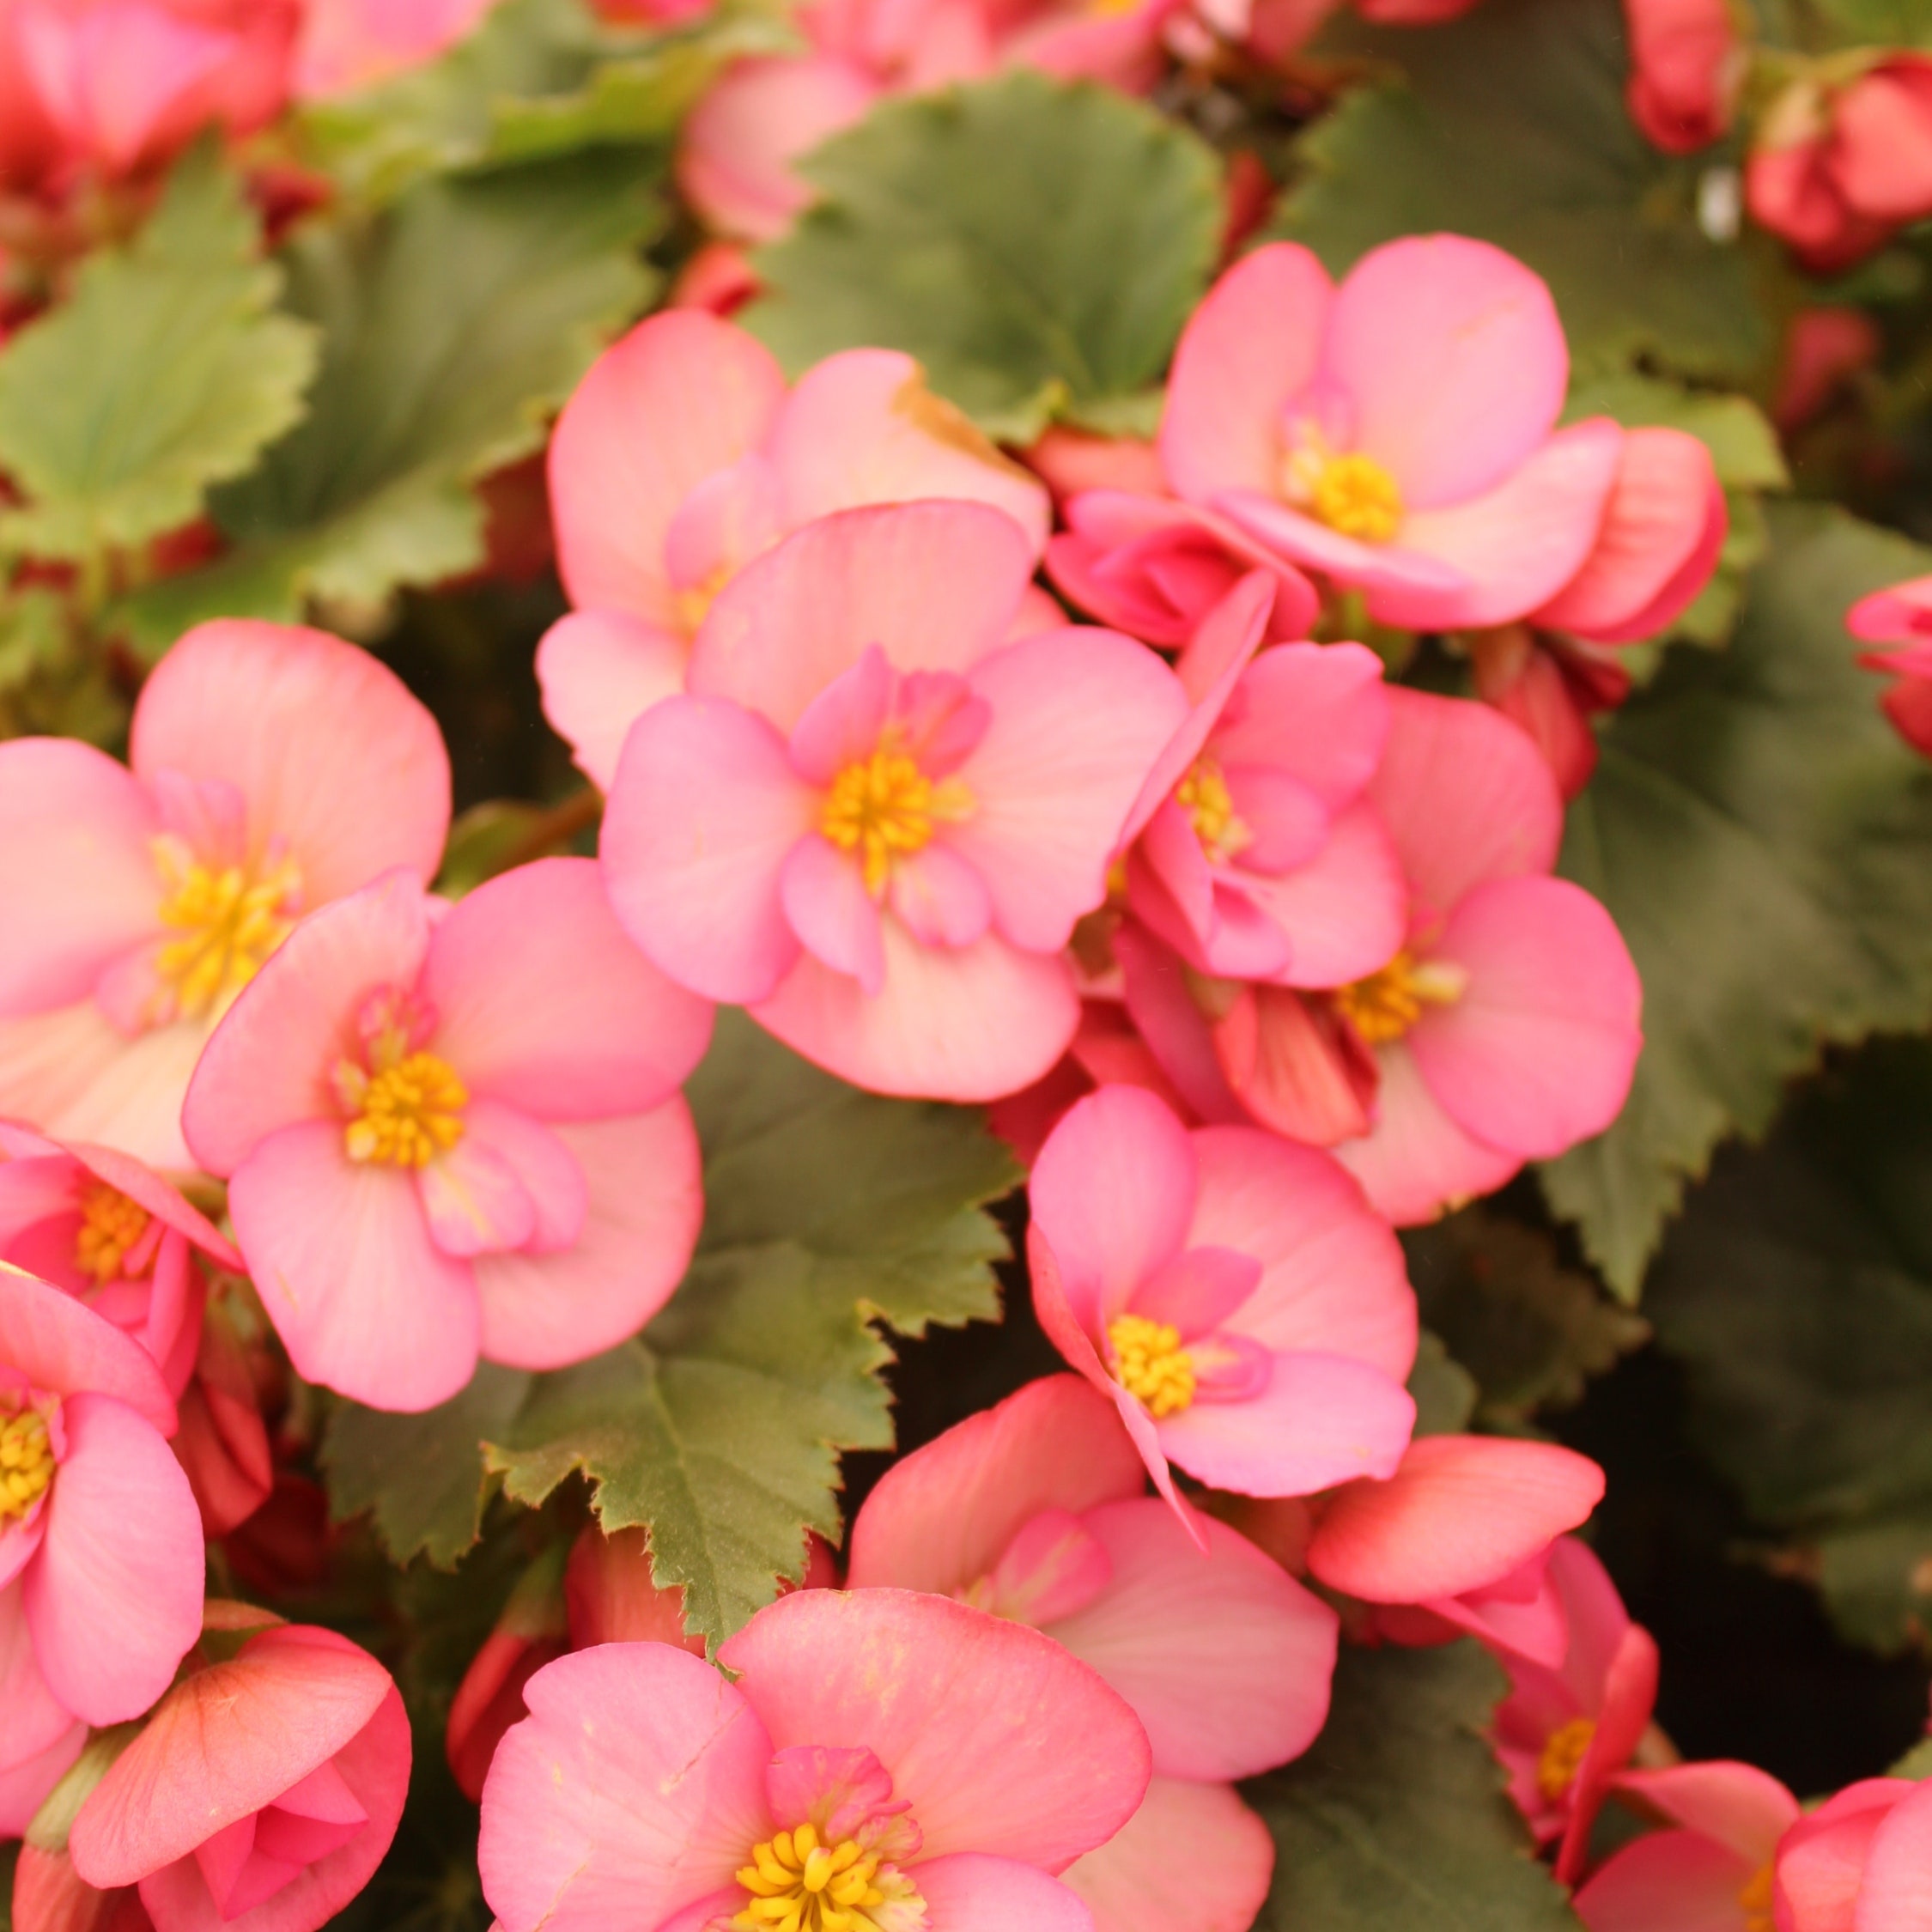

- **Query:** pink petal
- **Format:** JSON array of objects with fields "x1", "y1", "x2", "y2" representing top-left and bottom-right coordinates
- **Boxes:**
[
  {"x1": 1210, "y1": 982, "x2": 1376, "y2": 1145},
  {"x1": 1775, "y1": 1783, "x2": 1909, "y2": 1932},
  {"x1": 547, "y1": 311, "x2": 785, "y2": 622},
  {"x1": 472, "y1": 1103, "x2": 703, "y2": 1371},
  {"x1": 785, "y1": 643, "x2": 894, "y2": 784},
  {"x1": 1307, "y1": 1435, "x2": 1605, "y2": 1603},
  {"x1": 181, "y1": 870, "x2": 432, "y2": 1178},
  {"x1": 0, "y1": 1575, "x2": 80, "y2": 1802},
  {"x1": 1572, "y1": 1830, "x2": 1762, "y2": 1932},
  {"x1": 1229, "y1": 798, "x2": 1409, "y2": 988},
  {"x1": 770, "y1": 348, "x2": 1051, "y2": 556},
  {"x1": 1212, "y1": 641, "x2": 1388, "y2": 810},
  {"x1": 1132, "y1": 1244, "x2": 1261, "y2": 1341},
  {"x1": 1411, "y1": 875, "x2": 1643, "y2": 1158},
  {"x1": 422, "y1": 857, "x2": 714, "y2": 1121},
  {"x1": 228, "y1": 1119, "x2": 479, "y2": 1413},
  {"x1": 848, "y1": 1374, "x2": 1146, "y2": 1595},
  {"x1": 0, "y1": 1716, "x2": 84, "y2": 1840},
  {"x1": 535, "y1": 611, "x2": 690, "y2": 793},
  {"x1": 1215, "y1": 490, "x2": 1467, "y2": 605},
  {"x1": 1159, "y1": 243, "x2": 1334, "y2": 504},
  {"x1": 416, "y1": 1110, "x2": 542, "y2": 1261},
  {"x1": 130, "y1": 622, "x2": 450, "y2": 904},
  {"x1": 688, "y1": 503, "x2": 1035, "y2": 733},
  {"x1": 717, "y1": 1589, "x2": 1151, "y2": 1871},
  {"x1": 22, "y1": 1390, "x2": 203, "y2": 1725},
  {"x1": 1610, "y1": 1760, "x2": 1800, "y2": 1865},
  {"x1": 0, "y1": 1265, "x2": 176, "y2": 1429},
  {"x1": 889, "y1": 844, "x2": 993, "y2": 951},
  {"x1": 601, "y1": 696, "x2": 817, "y2": 1005},
  {"x1": 64, "y1": 1141, "x2": 242, "y2": 1273},
  {"x1": 478, "y1": 1643, "x2": 774, "y2": 1932},
  {"x1": 1847, "y1": 574, "x2": 1932, "y2": 643},
  {"x1": 1553, "y1": 1623, "x2": 1662, "y2": 1885},
  {"x1": 1046, "y1": 1497, "x2": 1339, "y2": 1778},
  {"x1": 662, "y1": 453, "x2": 786, "y2": 602},
  {"x1": 1059, "y1": 1778, "x2": 1273, "y2": 1932},
  {"x1": 1114, "y1": 921, "x2": 1251, "y2": 1127},
  {"x1": 1859, "y1": 1780, "x2": 1932, "y2": 1929},
  {"x1": 1326, "y1": 236, "x2": 1569, "y2": 507},
  {"x1": 912, "y1": 1854, "x2": 1097, "y2": 1932},
  {"x1": 781, "y1": 835, "x2": 888, "y2": 993}
]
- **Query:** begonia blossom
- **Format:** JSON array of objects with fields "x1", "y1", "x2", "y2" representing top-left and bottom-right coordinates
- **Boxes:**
[
  {"x1": 478, "y1": 1587, "x2": 1152, "y2": 1932},
  {"x1": 181, "y1": 858, "x2": 711, "y2": 1412},
  {"x1": 1771, "y1": 1773, "x2": 1932, "y2": 1930},
  {"x1": 1470, "y1": 628, "x2": 1632, "y2": 802},
  {"x1": 538, "y1": 312, "x2": 1050, "y2": 790},
  {"x1": 601, "y1": 501, "x2": 1187, "y2": 1101},
  {"x1": 1848, "y1": 574, "x2": 1932, "y2": 758},
  {"x1": 1621, "y1": 0, "x2": 1744, "y2": 155},
  {"x1": 0, "y1": 619, "x2": 451, "y2": 1172}
]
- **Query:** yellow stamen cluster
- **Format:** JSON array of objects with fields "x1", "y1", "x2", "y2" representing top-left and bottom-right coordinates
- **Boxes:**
[
  {"x1": 1536, "y1": 1717, "x2": 1597, "y2": 1804},
  {"x1": 735, "y1": 1823, "x2": 912, "y2": 1932},
  {"x1": 1309, "y1": 453, "x2": 1404, "y2": 544},
  {"x1": 75, "y1": 1181, "x2": 153, "y2": 1285},
  {"x1": 1176, "y1": 756, "x2": 1251, "y2": 865},
  {"x1": 153, "y1": 848, "x2": 301, "y2": 1022},
  {"x1": 0, "y1": 1403, "x2": 54, "y2": 1524},
  {"x1": 1737, "y1": 1862, "x2": 1775, "y2": 1932},
  {"x1": 1333, "y1": 949, "x2": 1468, "y2": 1045},
  {"x1": 1109, "y1": 1312, "x2": 1197, "y2": 1419},
  {"x1": 820, "y1": 751, "x2": 972, "y2": 898},
  {"x1": 343, "y1": 1053, "x2": 469, "y2": 1167}
]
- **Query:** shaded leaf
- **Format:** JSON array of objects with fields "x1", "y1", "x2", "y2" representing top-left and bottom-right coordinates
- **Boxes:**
[{"x1": 1408, "y1": 1329, "x2": 1479, "y2": 1437}]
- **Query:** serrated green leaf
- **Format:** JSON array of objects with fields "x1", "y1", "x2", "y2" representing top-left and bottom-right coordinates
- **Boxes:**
[
  {"x1": 1407, "y1": 1329, "x2": 1480, "y2": 1437},
  {"x1": 744, "y1": 71, "x2": 1222, "y2": 441},
  {"x1": 1244, "y1": 1643, "x2": 1583, "y2": 1929},
  {"x1": 1540, "y1": 504, "x2": 1932, "y2": 1296},
  {"x1": 1272, "y1": 0, "x2": 1776, "y2": 385},
  {"x1": 0, "y1": 146, "x2": 319, "y2": 562}
]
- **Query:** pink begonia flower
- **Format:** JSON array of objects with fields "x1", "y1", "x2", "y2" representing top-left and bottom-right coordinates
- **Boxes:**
[
  {"x1": 1470, "y1": 627, "x2": 1633, "y2": 803},
  {"x1": 478, "y1": 1587, "x2": 1152, "y2": 1932},
  {"x1": 601, "y1": 501, "x2": 1187, "y2": 1102},
  {"x1": 1492, "y1": 1537, "x2": 1662, "y2": 1887},
  {"x1": 1121, "y1": 573, "x2": 1406, "y2": 989},
  {"x1": 0, "y1": 1264, "x2": 204, "y2": 1736},
  {"x1": 1027, "y1": 1084, "x2": 1419, "y2": 1524},
  {"x1": 1772, "y1": 1775, "x2": 1932, "y2": 1931},
  {"x1": 0, "y1": 620, "x2": 451, "y2": 1173},
  {"x1": 1574, "y1": 1759, "x2": 1801, "y2": 1932},
  {"x1": 538, "y1": 311, "x2": 1050, "y2": 791},
  {"x1": 1847, "y1": 574, "x2": 1932, "y2": 760},
  {"x1": 180, "y1": 859, "x2": 712, "y2": 1413},
  {"x1": 63, "y1": 1605, "x2": 409, "y2": 1932},
  {"x1": 1621, "y1": 0, "x2": 1744, "y2": 155},
  {"x1": 1158, "y1": 236, "x2": 1625, "y2": 633},
  {"x1": 291, "y1": 0, "x2": 499, "y2": 100}
]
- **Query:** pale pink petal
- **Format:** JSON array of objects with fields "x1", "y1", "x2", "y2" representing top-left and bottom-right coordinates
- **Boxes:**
[
  {"x1": 416, "y1": 1114, "x2": 539, "y2": 1261},
  {"x1": 228, "y1": 1120, "x2": 479, "y2": 1413},
  {"x1": 717, "y1": 1589, "x2": 1151, "y2": 1871},
  {"x1": 1859, "y1": 1781, "x2": 1932, "y2": 1929},
  {"x1": 1326, "y1": 236, "x2": 1569, "y2": 507},
  {"x1": 472, "y1": 1103, "x2": 703, "y2": 1371},
  {"x1": 0, "y1": 1265, "x2": 175, "y2": 1429},
  {"x1": 0, "y1": 1575, "x2": 79, "y2": 1805},
  {"x1": 423, "y1": 857, "x2": 714, "y2": 1121},
  {"x1": 1131, "y1": 1245, "x2": 1261, "y2": 1341},
  {"x1": 64, "y1": 1141, "x2": 241, "y2": 1272},
  {"x1": 913, "y1": 1854, "x2": 1096, "y2": 1932},
  {"x1": 1160, "y1": 244, "x2": 1333, "y2": 503},
  {"x1": 535, "y1": 611, "x2": 690, "y2": 793},
  {"x1": 1610, "y1": 1760, "x2": 1800, "y2": 1865},
  {"x1": 0, "y1": 1716, "x2": 83, "y2": 1839},
  {"x1": 785, "y1": 644, "x2": 894, "y2": 784},
  {"x1": 889, "y1": 845, "x2": 993, "y2": 951},
  {"x1": 182, "y1": 871, "x2": 432, "y2": 1178},
  {"x1": 1212, "y1": 641, "x2": 1388, "y2": 809},
  {"x1": 1045, "y1": 1498, "x2": 1339, "y2": 1778},
  {"x1": 1215, "y1": 490, "x2": 1468, "y2": 605},
  {"x1": 22, "y1": 1390, "x2": 202, "y2": 1725},
  {"x1": 547, "y1": 311, "x2": 786, "y2": 621},
  {"x1": 1776, "y1": 1783, "x2": 1908, "y2": 1932},
  {"x1": 130, "y1": 622, "x2": 450, "y2": 902},
  {"x1": 1572, "y1": 1830, "x2": 1761, "y2": 1932},
  {"x1": 1059, "y1": 1779, "x2": 1273, "y2": 1932},
  {"x1": 601, "y1": 697, "x2": 817, "y2": 1005},
  {"x1": 662, "y1": 453, "x2": 785, "y2": 599},
  {"x1": 1230, "y1": 799, "x2": 1409, "y2": 988},
  {"x1": 781, "y1": 835, "x2": 887, "y2": 993}
]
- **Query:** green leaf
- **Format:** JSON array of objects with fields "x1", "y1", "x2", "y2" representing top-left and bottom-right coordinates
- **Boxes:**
[
  {"x1": 1647, "y1": 1036, "x2": 1932, "y2": 1653},
  {"x1": 1272, "y1": 0, "x2": 1776, "y2": 384},
  {"x1": 1540, "y1": 504, "x2": 1932, "y2": 1297},
  {"x1": 1244, "y1": 1643, "x2": 1582, "y2": 1929},
  {"x1": 0, "y1": 146, "x2": 319, "y2": 562},
  {"x1": 744, "y1": 71, "x2": 1223, "y2": 441},
  {"x1": 1407, "y1": 1329, "x2": 1479, "y2": 1437},
  {"x1": 1892, "y1": 1736, "x2": 1932, "y2": 1780},
  {"x1": 113, "y1": 151, "x2": 659, "y2": 654}
]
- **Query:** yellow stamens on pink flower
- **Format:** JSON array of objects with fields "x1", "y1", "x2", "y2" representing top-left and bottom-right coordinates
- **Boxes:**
[
  {"x1": 1109, "y1": 1312, "x2": 1196, "y2": 1419},
  {"x1": 0, "y1": 1398, "x2": 54, "y2": 1524},
  {"x1": 74, "y1": 1182, "x2": 153, "y2": 1285},
  {"x1": 1535, "y1": 1717, "x2": 1596, "y2": 1804},
  {"x1": 734, "y1": 1820, "x2": 923, "y2": 1932},
  {"x1": 820, "y1": 750, "x2": 973, "y2": 898},
  {"x1": 339, "y1": 1052, "x2": 469, "y2": 1168},
  {"x1": 152, "y1": 841, "x2": 302, "y2": 1022},
  {"x1": 1176, "y1": 756, "x2": 1251, "y2": 864},
  {"x1": 1737, "y1": 1861, "x2": 1775, "y2": 1932},
  {"x1": 1334, "y1": 949, "x2": 1468, "y2": 1045},
  {"x1": 1281, "y1": 423, "x2": 1406, "y2": 544}
]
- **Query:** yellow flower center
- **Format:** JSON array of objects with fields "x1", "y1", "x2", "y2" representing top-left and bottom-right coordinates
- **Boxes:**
[
  {"x1": 0, "y1": 1400, "x2": 54, "y2": 1524},
  {"x1": 152, "y1": 844, "x2": 302, "y2": 1023},
  {"x1": 1333, "y1": 949, "x2": 1468, "y2": 1045},
  {"x1": 342, "y1": 1052, "x2": 469, "y2": 1168},
  {"x1": 1738, "y1": 1862, "x2": 1775, "y2": 1932},
  {"x1": 674, "y1": 562, "x2": 733, "y2": 636},
  {"x1": 1109, "y1": 1312, "x2": 1196, "y2": 1419},
  {"x1": 735, "y1": 1822, "x2": 923, "y2": 1932},
  {"x1": 74, "y1": 1182, "x2": 153, "y2": 1285},
  {"x1": 1535, "y1": 1717, "x2": 1597, "y2": 1804},
  {"x1": 819, "y1": 750, "x2": 972, "y2": 899},
  {"x1": 1280, "y1": 423, "x2": 1405, "y2": 544},
  {"x1": 1176, "y1": 756, "x2": 1251, "y2": 865}
]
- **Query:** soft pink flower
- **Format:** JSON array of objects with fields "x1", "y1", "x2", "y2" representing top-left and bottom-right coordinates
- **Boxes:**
[
  {"x1": 478, "y1": 1588, "x2": 1152, "y2": 1932},
  {"x1": 291, "y1": 0, "x2": 499, "y2": 99},
  {"x1": 1622, "y1": 0, "x2": 1743, "y2": 154},
  {"x1": 601, "y1": 501, "x2": 1187, "y2": 1102},
  {"x1": 0, "y1": 1264, "x2": 204, "y2": 1735},
  {"x1": 1574, "y1": 1760, "x2": 1801, "y2": 1932},
  {"x1": 64, "y1": 1606, "x2": 409, "y2": 1932},
  {"x1": 1158, "y1": 236, "x2": 1625, "y2": 633},
  {"x1": 1772, "y1": 1774, "x2": 1932, "y2": 1930},
  {"x1": 181, "y1": 858, "x2": 712, "y2": 1413},
  {"x1": 1847, "y1": 574, "x2": 1932, "y2": 760},
  {"x1": 1027, "y1": 1085, "x2": 1418, "y2": 1523},
  {"x1": 1492, "y1": 1537, "x2": 1661, "y2": 1887},
  {"x1": 0, "y1": 620, "x2": 451, "y2": 1173},
  {"x1": 538, "y1": 312, "x2": 1051, "y2": 791}
]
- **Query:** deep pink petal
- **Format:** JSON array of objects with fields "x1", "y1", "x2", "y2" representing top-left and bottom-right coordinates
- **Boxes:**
[
  {"x1": 1114, "y1": 922, "x2": 1251, "y2": 1127},
  {"x1": 1846, "y1": 575, "x2": 1932, "y2": 642},
  {"x1": 913, "y1": 1854, "x2": 1096, "y2": 1932},
  {"x1": 781, "y1": 835, "x2": 887, "y2": 993},
  {"x1": 1059, "y1": 1778, "x2": 1273, "y2": 1932},
  {"x1": 535, "y1": 611, "x2": 689, "y2": 793},
  {"x1": 0, "y1": 1264, "x2": 176, "y2": 1429},
  {"x1": 1859, "y1": 1781, "x2": 1932, "y2": 1929},
  {"x1": 1610, "y1": 1760, "x2": 1800, "y2": 1866},
  {"x1": 1210, "y1": 981, "x2": 1376, "y2": 1146},
  {"x1": 1212, "y1": 641, "x2": 1388, "y2": 809},
  {"x1": 64, "y1": 1141, "x2": 241, "y2": 1273},
  {"x1": 1131, "y1": 1244, "x2": 1261, "y2": 1342},
  {"x1": 1553, "y1": 1623, "x2": 1661, "y2": 1885},
  {"x1": 1572, "y1": 1830, "x2": 1761, "y2": 1932},
  {"x1": 1775, "y1": 1783, "x2": 1908, "y2": 1932},
  {"x1": 1229, "y1": 798, "x2": 1409, "y2": 988}
]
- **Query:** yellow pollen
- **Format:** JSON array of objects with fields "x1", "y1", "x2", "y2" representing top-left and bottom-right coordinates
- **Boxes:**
[
  {"x1": 674, "y1": 562, "x2": 732, "y2": 635},
  {"x1": 343, "y1": 1052, "x2": 469, "y2": 1168},
  {"x1": 1738, "y1": 1862, "x2": 1775, "y2": 1932},
  {"x1": 1109, "y1": 1312, "x2": 1196, "y2": 1419},
  {"x1": 74, "y1": 1182, "x2": 153, "y2": 1285},
  {"x1": 153, "y1": 848, "x2": 301, "y2": 1022},
  {"x1": 1536, "y1": 1717, "x2": 1597, "y2": 1805},
  {"x1": 0, "y1": 1402, "x2": 54, "y2": 1524},
  {"x1": 819, "y1": 750, "x2": 972, "y2": 898},
  {"x1": 1309, "y1": 453, "x2": 1404, "y2": 543},
  {"x1": 733, "y1": 1822, "x2": 920, "y2": 1932},
  {"x1": 1175, "y1": 756, "x2": 1251, "y2": 864},
  {"x1": 1333, "y1": 949, "x2": 1467, "y2": 1046}
]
